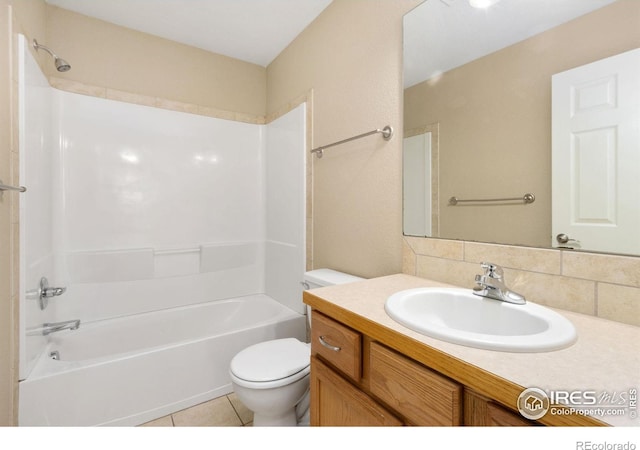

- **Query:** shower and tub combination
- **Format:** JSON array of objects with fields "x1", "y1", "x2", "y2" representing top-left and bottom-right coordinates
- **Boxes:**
[{"x1": 17, "y1": 34, "x2": 308, "y2": 426}]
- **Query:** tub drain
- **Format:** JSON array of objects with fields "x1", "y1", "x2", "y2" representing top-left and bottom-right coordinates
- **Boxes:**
[{"x1": 49, "y1": 351, "x2": 60, "y2": 360}]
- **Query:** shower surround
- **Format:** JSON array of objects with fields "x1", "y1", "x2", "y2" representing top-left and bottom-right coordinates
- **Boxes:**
[{"x1": 17, "y1": 35, "x2": 307, "y2": 425}]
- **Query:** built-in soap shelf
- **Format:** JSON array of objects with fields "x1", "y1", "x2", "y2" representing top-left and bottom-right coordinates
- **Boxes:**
[{"x1": 66, "y1": 242, "x2": 260, "y2": 284}]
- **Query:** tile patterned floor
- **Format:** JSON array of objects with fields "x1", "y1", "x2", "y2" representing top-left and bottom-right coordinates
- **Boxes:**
[{"x1": 139, "y1": 393, "x2": 253, "y2": 427}]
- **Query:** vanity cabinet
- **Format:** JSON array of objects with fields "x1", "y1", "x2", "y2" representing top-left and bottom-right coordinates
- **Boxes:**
[
  {"x1": 369, "y1": 342, "x2": 462, "y2": 425},
  {"x1": 310, "y1": 310, "x2": 537, "y2": 426},
  {"x1": 310, "y1": 311, "x2": 463, "y2": 426},
  {"x1": 305, "y1": 275, "x2": 613, "y2": 427},
  {"x1": 311, "y1": 356, "x2": 403, "y2": 426}
]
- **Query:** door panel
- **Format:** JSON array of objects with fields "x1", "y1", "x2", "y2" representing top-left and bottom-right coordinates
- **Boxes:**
[{"x1": 552, "y1": 48, "x2": 640, "y2": 254}]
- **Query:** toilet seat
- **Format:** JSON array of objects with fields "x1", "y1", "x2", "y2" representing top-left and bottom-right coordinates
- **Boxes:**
[{"x1": 230, "y1": 338, "x2": 310, "y2": 389}]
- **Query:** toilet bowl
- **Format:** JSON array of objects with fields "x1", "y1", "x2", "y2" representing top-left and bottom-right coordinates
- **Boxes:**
[
  {"x1": 230, "y1": 338, "x2": 311, "y2": 426},
  {"x1": 229, "y1": 269, "x2": 364, "y2": 426}
]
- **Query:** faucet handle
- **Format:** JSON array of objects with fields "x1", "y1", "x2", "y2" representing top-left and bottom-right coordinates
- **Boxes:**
[
  {"x1": 480, "y1": 262, "x2": 503, "y2": 279},
  {"x1": 37, "y1": 277, "x2": 67, "y2": 311},
  {"x1": 43, "y1": 286, "x2": 66, "y2": 297}
]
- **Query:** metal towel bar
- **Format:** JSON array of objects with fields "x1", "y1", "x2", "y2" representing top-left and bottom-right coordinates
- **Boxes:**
[
  {"x1": 311, "y1": 125, "x2": 393, "y2": 158},
  {"x1": 449, "y1": 193, "x2": 535, "y2": 205},
  {"x1": 0, "y1": 179, "x2": 26, "y2": 193}
]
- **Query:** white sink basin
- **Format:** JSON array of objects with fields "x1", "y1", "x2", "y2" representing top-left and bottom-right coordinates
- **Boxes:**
[{"x1": 385, "y1": 287, "x2": 577, "y2": 352}]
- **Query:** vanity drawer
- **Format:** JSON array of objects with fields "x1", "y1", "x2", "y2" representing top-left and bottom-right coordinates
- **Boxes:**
[
  {"x1": 369, "y1": 342, "x2": 462, "y2": 425},
  {"x1": 311, "y1": 311, "x2": 362, "y2": 382}
]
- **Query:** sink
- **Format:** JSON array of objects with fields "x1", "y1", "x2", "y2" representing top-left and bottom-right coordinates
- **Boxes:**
[{"x1": 385, "y1": 287, "x2": 577, "y2": 352}]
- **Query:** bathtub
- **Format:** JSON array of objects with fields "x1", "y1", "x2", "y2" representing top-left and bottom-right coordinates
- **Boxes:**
[{"x1": 18, "y1": 294, "x2": 306, "y2": 426}]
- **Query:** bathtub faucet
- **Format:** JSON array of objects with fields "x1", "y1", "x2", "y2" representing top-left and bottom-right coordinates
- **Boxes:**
[{"x1": 42, "y1": 319, "x2": 80, "y2": 336}]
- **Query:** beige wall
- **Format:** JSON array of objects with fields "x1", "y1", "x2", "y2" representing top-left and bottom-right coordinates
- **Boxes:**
[
  {"x1": 268, "y1": 0, "x2": 422, "y2": 279},
  {"x1": 46, "y1": 5, "x2": 267, "y2": 117},
  {"x1": 404, "y1": 1, "x2": 640, "y2": 247},
  {"x1": 0, "y1": 0, "x2": 47, "y2": 427}
]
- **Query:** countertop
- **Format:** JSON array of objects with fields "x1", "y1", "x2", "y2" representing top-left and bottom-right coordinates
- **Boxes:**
[{"x1": 303, "y1": 274, "x2": 640, "y2": 427}]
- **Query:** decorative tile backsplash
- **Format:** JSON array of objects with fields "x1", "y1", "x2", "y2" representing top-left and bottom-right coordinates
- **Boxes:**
[{"x1": 402, "y1": 236, "x2": 640, "y2": 327}]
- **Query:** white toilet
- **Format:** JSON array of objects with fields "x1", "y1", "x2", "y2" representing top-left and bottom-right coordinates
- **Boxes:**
[{"x1": 229, "y1": 269, "x2": 364, "y2": 426}]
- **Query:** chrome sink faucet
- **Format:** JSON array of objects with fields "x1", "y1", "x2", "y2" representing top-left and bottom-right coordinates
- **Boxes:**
[
  {"x1": 473, "y1": 262, "x2": 526, "y2": 305},
  {"x1": 42, "y1": 319, "x2": 80, "y2": 336}
]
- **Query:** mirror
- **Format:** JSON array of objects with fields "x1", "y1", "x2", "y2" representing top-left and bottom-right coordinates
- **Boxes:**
[{"x1": 403, "y1": 0, "x2": 640, "y2": 256}]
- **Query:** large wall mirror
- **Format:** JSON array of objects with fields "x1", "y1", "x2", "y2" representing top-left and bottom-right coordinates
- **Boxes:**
[{"x1": 403, "y1": 0, "x2": 640, "y2": 256}]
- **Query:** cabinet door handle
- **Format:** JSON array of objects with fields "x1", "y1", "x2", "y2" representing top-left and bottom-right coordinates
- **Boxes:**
[{"x1": 318, "y1": 335, "x2": 341, "y2": 352}]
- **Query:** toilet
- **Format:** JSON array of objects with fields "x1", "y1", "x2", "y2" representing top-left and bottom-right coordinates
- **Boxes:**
[{"x1": 229, "y1": 269, "x2": 364, "y2": 426}]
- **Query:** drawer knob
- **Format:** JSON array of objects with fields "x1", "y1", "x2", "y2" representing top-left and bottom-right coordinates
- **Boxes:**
[{"x1": 318, "y1": 335, "x2": 341, "y2": 352}]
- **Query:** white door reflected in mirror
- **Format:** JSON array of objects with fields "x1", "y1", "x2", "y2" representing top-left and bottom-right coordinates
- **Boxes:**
[
  {"x1": 552, "y1": 48, "x2": 640, "y2": 255},
  {"x1": 403, "y1": 132, "x2": 432, "y2": 237}
]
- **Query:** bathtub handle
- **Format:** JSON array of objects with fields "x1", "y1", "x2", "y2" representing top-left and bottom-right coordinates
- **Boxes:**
[
  {"x1": 36, "y1": 277, "x2": 67, "y2": 310},
  {"x1": 318, "y1": 336, "x2": 341, "y2": 352}
]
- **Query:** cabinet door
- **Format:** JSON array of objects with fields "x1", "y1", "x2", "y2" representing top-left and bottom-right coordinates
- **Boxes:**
[
  {"x1": 465, "y1": 389, "x2": 536, "y2": 426},
  {"x1": 310, "y1": 356, "x2": 402, "y2": 426},
  {"x1": 486, "y1": 403, "x2": 535, "y2": 426},
  {"x1": 369, "y1": 342, "x2": 462, "y2": 425}
]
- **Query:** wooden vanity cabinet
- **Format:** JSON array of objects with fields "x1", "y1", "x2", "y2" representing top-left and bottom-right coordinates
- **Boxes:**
[
  {"x1": 306, "y1": 282, "x2": 608, "y2": 427},
  {"x1": 310, "y1": 311, "x2": 462, "y2": 426},
  {"x1": 311, "y1": 356, "x2": 403, "y2": 426},
  {"x1": 369, "y1": 342, "x2": 462, "y2": 425},
  {"x1": 310, "y1": 310, "x2": 402, "y2": 426}
]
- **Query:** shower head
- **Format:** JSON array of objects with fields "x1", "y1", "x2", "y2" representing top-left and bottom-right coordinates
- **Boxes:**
[
  {"x1": 32, "y1": 39, "x2": 71, "y2": 72},
  {"x1": 54, "y1": 57, "x2": 71, "y2": 72}
]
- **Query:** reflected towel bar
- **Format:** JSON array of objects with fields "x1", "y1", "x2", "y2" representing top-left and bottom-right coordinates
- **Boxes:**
[
  {"x1": 0, "y1": 179, "x2": 26, "y2": 193},
  {"x1": 449, "y1": 193, "x2": 535, "y2": 205},
  {"x1": 311, "y1": 125, "x2": 393, "y2": 158}
]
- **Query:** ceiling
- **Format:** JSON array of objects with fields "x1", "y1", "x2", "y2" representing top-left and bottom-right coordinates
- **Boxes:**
[
  {"x1": 404, "y1": 0, "x2": 617, "y2": 88},
  {"x1": 46, "y1": 0, "x2": 333, "y2": 67}
]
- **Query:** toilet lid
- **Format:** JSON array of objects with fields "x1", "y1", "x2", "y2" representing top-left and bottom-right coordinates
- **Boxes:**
[{"x1": 230, "y1": 338, "x2": 310, "y2": 383}]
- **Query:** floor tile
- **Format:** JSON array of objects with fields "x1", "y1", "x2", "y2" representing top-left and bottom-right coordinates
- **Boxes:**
[
  {"x1": 172, "y1": 396, "x2": 243, "y2": 427},
  {"x1": 139, "y1": 415, "x2": 173, "y2": 427},
  {"x1": 227, "y1": 392, "x2": 254, "y2": 425}
]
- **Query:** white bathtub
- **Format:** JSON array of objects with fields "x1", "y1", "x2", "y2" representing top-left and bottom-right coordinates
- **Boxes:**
[{"x1": 19, "y1": 294, "x2": 306, "y2": 426}]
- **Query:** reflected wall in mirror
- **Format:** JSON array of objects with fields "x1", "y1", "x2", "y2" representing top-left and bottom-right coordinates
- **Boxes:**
[{"x1": 403, "y1": 0, "x2": 640, "y2": 255}]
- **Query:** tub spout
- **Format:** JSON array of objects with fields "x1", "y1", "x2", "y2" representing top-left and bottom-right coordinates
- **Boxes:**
[{"x1": 42, "y1": 319, "x2": 80, "y2": 336}]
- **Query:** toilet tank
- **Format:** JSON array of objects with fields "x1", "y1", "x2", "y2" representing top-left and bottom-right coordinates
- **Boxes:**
[{"x1": 303, "y1": 269, "x2": 364, "y2": 289}]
